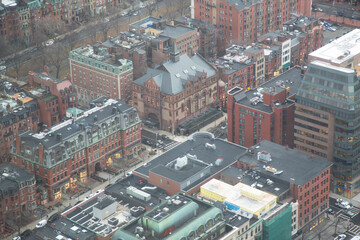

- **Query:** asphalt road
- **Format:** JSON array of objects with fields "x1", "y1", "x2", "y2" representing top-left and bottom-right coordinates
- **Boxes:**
[
  {"x1": 3, "y1": 0, "x2": 165, "y2": 79},
  {"x1": 314, "y1": 2, "x2": 360, "y2": 20}
]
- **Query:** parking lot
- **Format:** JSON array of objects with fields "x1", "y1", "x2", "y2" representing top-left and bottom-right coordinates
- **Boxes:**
[
  {"x1": 323, "y1": 24, "x2": 355, "y2": 44},
  {"x1": 141, "y1": 129, "x2": 180, "y2": 152}
]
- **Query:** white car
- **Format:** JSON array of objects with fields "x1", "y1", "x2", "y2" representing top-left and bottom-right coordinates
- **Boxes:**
[
  {"x1": 121, "y1": 11, "x2": 127, "y2": 16},
  {"x1": 36, "y1": 219, "x2": 47, "y2": 228},
  {"x1": 0, "y1": 65, "x2": 6, "y2": 71},
  {"x1": 334, "y1": 234, "x2": 346, "y2": 240},
  {"x1": 328, "y1": 27, "x2": 336, "y2": 32},
  {"x1": 45, "y1": 40, "x2": 54, "y2": 46},
  {"x1": 336, "y1": 199, "x2": 351, "y2": 209}
]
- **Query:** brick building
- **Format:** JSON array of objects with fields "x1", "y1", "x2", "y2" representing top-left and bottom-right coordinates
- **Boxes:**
[
  {"x1": 0, "y1": 89, "x2": 40, "y2": 160},
  {"x1": 175, "y1": 16, "x2": 218, "y2": 59},
  {"x1": 11, "y1": 98, "x2": 141, "y2": 201},
  {"x1": 191, "y1": 0, "x2": 312, "y2": 49},
  {"x1": 0, "y1": 163, "x2": 37, "y2": 233},
  {"x1": 28, "y1": 69, "x2": 78, "y2": 127},
  {"x1": 132, "y1": 46, "x2": 218, "y2": 132},
  {"x1": 223, "y1": 45, "x2": 265, "y2": 87},
  {"x1": 227, "y1": 67, "x2": 302, "y2": 148},
  {"x1": 235, "y1": 141, "x2": 332, "y2": 233},
  {"x1": 102, "y1": 31, "x2": 147, "y2": 80},
  {"x1": 282, "y1": 16, "x2": 324, "y2": 65},
  {"x1": 69, "y1": 45, "x2": 133, "y2": 105},
  {"x1": 130, "y1": 17, "x2": 199, "y2": 66}
]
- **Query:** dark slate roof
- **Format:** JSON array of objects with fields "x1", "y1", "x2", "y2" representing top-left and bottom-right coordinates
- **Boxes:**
[
  {"x1": 239, "y1": 141, "x2": 333, "y2": 186},
  {"x1": 233, "y1": 67, "x2": 303, "y2": 113},
  {"x1": 134, "y1": 132, "x2": 247, "y2": 190},
  {"x1": 133, "y1": 54, "x2": 217, "y2": 95},
  {"x1": 18, "y1": 98, "x2": 136, "y2": 149},
  {"x1": 0, "y1": 163, "x2": 34, "y2": 183}
]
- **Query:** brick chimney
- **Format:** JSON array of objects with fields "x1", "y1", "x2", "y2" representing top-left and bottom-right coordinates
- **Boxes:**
[
  {"x1": 38, "y1": 143, "x2": 44, "y2": 164},
  {"x1": 28, "y1": 71, "x2": 36, "y2": 87},
  {"x1": 16, "y1": 136, "x2": 21, "y2": 154}
]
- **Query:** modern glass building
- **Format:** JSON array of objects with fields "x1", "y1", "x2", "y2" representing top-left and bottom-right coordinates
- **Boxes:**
[{"x1": 295, "y1": 60, "x2": 360, "y2": 198}]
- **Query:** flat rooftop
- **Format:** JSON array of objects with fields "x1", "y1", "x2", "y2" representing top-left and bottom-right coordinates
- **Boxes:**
[
  {"x1": 105, "y1": 174, "x2": 168, "y2": 208},
  {"x1": 133, "y1": 132, "x2": 247, "y2": 192},
  {"x1": 221, "y1": 166, "x2": 289, "y2": 197},
  {"x1": 32, "y1": 217, "x2": 95, "y2": 240},
  {"x1": 239, "y1": 140, "x2": 333, "y2": 186},
  {"x1": 232, "y1": 67, "x2": 302, "y2": 113},
  {"x1": 201, "y1": 179, "x2": 277, "y2": 217},
  {"x1": 63, "y1": 192, "x2": 132, "y2": 237},
  {"x1": 130, "y1": 16, "x2": 164, "y2": 30},
  {"x1": 309, "y1": 29, "x2": 360, "y2": 65}
]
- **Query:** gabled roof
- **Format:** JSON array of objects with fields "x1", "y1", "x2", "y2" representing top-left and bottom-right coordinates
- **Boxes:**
[{"x1": 133, "y1": 54, "x2": 216, "y2": 95}]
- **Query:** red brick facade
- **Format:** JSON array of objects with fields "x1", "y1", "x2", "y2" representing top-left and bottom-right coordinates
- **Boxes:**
[{"x1": 192, "y1": 0, "x2": 312, "y2": 50}]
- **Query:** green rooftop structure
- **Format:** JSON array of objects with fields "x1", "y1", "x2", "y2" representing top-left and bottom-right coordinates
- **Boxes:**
[{"x1": 111, "y1": 193, "x2": 230, "y2": 240}]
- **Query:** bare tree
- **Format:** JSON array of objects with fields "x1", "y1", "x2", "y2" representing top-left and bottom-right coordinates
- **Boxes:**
[
  {"x1": 34, "y1": 16, "x2": 66, "y2": 41},
  {"x1": 45, "y1": 42, "x2": 70, "y2": 79},
  {"x1": 0, "y1": 37, "x2": 10, "y2": 58},
  {"x1": 10, "y1": 40, "x2": 24, "y2": 79},
  {"x1": 176, "y1": 0, "x2": 190, "y2": 16}
]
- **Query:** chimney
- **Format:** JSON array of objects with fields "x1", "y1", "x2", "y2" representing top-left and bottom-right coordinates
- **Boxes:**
[
  {"x1": 170, "y1": 42, "x2": 180, "y2": 63},
  {"x1": 94, "y1": 115, "x2": 98, "y2": 121},
  {"x1": 38, "y1": 143, "x2": 44, "y2": 164},
  {"x1": 112, "y1": 107, "x2": 117, "y2": 114},
  {"x1": 16, "y1": 136, "x2": 21, "y2": 154},
  {"x1": 28, "y1": 71, "x2": 36, "y2": 87}
]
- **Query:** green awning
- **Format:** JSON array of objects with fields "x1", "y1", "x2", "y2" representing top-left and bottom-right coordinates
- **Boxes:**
[{"x1": 283, "y1": 62, "x2": 291, "y2": 69}]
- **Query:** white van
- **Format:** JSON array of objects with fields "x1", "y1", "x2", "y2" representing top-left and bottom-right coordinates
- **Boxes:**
[{"x1": 36, "y1": 219, "x2": 47, "y2": 228}]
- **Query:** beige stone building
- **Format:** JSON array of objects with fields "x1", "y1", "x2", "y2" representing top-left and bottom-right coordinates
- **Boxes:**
[{"x1": 132, "y1": 46, "x2": 218, "y2": 132}]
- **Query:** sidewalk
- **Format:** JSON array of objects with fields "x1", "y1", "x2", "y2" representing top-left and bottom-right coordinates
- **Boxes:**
[{"x1": 145, "y1": 114, "x2": 228, "y2": 144}]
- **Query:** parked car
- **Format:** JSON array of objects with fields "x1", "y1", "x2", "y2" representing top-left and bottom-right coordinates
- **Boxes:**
[
  {"x1": 220, "y1": 122, "x2": 227, "y2": 129},
  {"x1": 343, "y1": 209, "x2": 355, "y2": 217},
  {"x1": 20, "y1": 230, "x2": 32, "y2": 238},
  {"x1": 334, "y1": 234, "x2": 346, "y2": 240},
  {"x1": 36, "y1": 219, "x2": 47, "y2": 228},
  {"x1": 328, "y1": 27, "x2": 337, "y2": 32},
  {"x1": 161, "y1": 134, "x2": 169, "y2": 141},
  {"x1": 48, "y1": 213, "x2": 60, "y2": 223},
  {"x1": 328, "y1": 208, "x2": 335, "y2": 214},
  {"x1": 121, "y1": 11, "x2": 127, "y2": 16},
  {"x1": 45, "y1": 40, "x2": 54, "y2": 46},
  {"x1": 29, "y1": 47, "x2": 38, "y2": 53},
  {"x1": 336, "y1": 199, "x2": 351, "y2": 209},
  {"x1": 0, "y1": 66, "x2": 6, "y2": 71}
]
